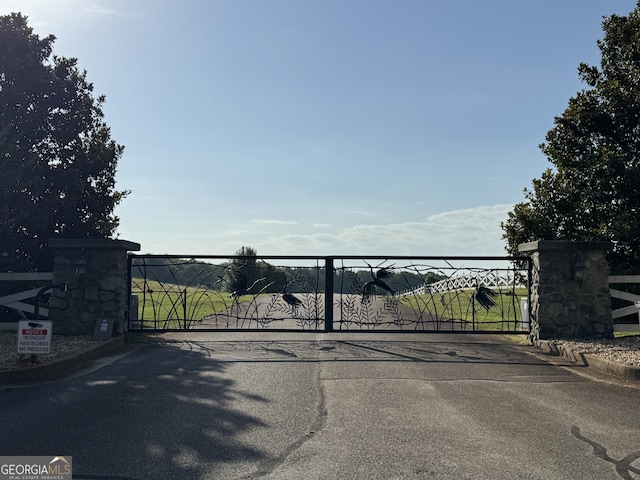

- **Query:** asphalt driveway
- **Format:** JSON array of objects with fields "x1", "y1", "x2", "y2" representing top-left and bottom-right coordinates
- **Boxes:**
[{"x1": 1, "y1": 332, "x2": 639, "y2": 479}]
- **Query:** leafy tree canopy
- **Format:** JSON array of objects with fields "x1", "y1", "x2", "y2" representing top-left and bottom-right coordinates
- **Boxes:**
[
  {"x1": 0, "y1": 13, "x2": 128, "y2": 272},
  {"x1": 502, "y1": 2, "x2": 640, "y2": 273},
  {"x1": 223, "y1": 246, "x2": 287, "y2": 296}
]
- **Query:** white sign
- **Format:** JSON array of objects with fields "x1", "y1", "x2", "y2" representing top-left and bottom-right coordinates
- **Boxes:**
[{"x1": 17, "y1": 320, "x2": 52, "y2": 354}]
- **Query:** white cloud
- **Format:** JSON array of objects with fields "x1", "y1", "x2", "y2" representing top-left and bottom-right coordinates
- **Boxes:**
[
  {"x1": 84, "y1": 4, "x2": 133, "y2": 17},
  {"x1": 252, "y1": 219, "x2": 299, "y2": 225},
  {"x1": 119, "y1": 204, "x2": 515, "y2": 258},
  {"x1": 218, "y1": 205, "x2": 512, "y2": 256}
]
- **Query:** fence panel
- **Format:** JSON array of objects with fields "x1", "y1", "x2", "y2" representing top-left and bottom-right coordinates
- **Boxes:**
[
  {"x1": 609, "y1": 275, "x2": 640, "y2": 333},
  {"x1": 0, "y1": 273, "x2": 54, "y2": 326}
]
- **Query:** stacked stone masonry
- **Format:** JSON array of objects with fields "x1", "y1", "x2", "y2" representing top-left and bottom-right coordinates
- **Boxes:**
[
  {"x1": 518, "y1": 240, "x2": 613, "y2": 342},
  {"x1": 48, "y1": 239, "x2": 140, "y2": 336}
]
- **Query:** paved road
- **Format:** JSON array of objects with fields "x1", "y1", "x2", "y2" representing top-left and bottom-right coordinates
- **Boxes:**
[
  {"x1": 1, "y1": 333, "x2": 639, "y2": 480},
  {"x1": 199, "y1": 293, "x2": 493, "y2": 332}
]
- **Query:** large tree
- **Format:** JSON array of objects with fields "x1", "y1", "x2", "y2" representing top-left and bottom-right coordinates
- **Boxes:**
[
  {"x1": 223, "y1": 246, "x2": 288, "y2": 296},
  {"x1": 0, "y1": 13, "x2": 127, "y2": 272},
  {"x1": 503, "y1": 2, "x2": 640, "y2": 273}
]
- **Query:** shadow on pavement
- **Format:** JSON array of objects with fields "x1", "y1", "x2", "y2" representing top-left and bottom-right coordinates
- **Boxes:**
[
  {"x1": 152, "y1": 337, "x2": 554, "y2": 366},
  {"x1": 1, "y1": 342, "x2": 272, "y2": 479}
]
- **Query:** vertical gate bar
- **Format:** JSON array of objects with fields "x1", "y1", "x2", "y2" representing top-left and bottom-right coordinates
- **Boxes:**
[
  {"x1": 527, "y1": 256, "x2": 532, "y2": 335},
  {"x1": 126, "y1": 255, "x2": 132, "y2": 332},
  {"x1": 183, "y1": 290, "x2": 187, "y2": 330},
  {"x1": 472, "y1": 293, "x2": 476, "y2": 332},
  {"x1": 324, "y1": 257, "x2": 334, "y2": 332}
]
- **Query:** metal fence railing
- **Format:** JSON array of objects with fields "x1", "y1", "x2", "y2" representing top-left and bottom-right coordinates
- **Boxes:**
[{"x1": 128, "y1": 255, "x2": 531, "y2": 334}]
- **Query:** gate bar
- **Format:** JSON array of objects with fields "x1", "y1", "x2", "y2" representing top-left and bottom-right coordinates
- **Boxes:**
[{"x1": 325, "y1": 257, "x2": 334, "y2": 332}]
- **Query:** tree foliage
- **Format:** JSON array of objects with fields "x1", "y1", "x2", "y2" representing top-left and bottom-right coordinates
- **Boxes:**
[
  {"x1": 502, "y1": 2, "x2": 640, "y2": 273},
  {"x1": 223, "y1": 246, "x2": 287, "y2": 296},
  {"x1": 0, "y1": 13, "x2": 127, "y2": 272}
]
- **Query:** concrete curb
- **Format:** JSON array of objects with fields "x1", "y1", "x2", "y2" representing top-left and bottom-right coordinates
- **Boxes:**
[
  {"x1": 0, "y1": 336, "x2": 127, "y2": 384},
  {"x1": 535, "y1": 339, "x2": 640, "y2": 382}
]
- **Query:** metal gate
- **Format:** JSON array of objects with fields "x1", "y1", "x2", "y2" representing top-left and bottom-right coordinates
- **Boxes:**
[{"x1": 127, "y1": 255, "x2": 531, "y2": 334}]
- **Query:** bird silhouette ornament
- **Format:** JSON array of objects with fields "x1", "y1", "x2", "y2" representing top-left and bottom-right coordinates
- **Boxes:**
[
  {"x1": 281, "y1": 283, "x2": 303, "y2": 312},
  {"x1": 362, "y1": 264, "x2": 395, "y2": 303},
  {"x1": 474, "y1": 285, "x2": 498, "y2": 311},
  {"x1": 282, "y1": 291, "x2": 302, "y2": 308}
]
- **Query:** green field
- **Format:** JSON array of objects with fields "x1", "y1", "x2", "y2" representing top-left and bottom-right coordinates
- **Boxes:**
[
  {"x1": 401, "y1": 288, "x2": 528, "y2": 331},
  {"x1": 131, "y1": 279, "x2": 244, "y2": 329}
]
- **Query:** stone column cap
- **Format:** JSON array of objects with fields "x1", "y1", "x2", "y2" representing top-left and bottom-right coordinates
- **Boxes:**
[
  {"x1": 518, "y1": 240, "x2": 613, "y2": 253},
  {"x1": 48, "y1": 238, "x2": 141, "y2": 251}
]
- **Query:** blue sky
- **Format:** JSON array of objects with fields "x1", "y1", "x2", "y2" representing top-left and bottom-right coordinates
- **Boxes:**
[{"x1": 3, "y1": 1, "x2": 638, "y2": 256}]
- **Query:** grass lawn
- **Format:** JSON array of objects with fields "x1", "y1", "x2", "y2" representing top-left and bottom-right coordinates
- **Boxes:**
[
  {"x1": 131, "y1": 279, "x2": 238, "y2": 329},
  {"x1": 401, "y1": 287, "x2": 528, "y2": 332}
]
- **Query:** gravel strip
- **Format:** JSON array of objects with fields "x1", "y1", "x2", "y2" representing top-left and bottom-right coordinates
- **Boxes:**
[
  {"x1": 551, "y1": 336, "x2": 640, "y2": 367},
  {"x1": 0, "y1": 332, "x2": 102, "y2": 371}
]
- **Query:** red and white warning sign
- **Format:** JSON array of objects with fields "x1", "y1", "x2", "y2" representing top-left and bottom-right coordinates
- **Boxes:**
[{"x1": 17, "y1": 320, "x2": 52, "y2": 354}]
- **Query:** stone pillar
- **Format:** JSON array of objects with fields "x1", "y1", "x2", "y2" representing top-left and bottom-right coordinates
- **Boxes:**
[
  {"x1": 518, "y1": 240, "x2": 612, "y2": 342},
  {"x1": 48, "y1": 239, "x2": 141, "y2": 336}
]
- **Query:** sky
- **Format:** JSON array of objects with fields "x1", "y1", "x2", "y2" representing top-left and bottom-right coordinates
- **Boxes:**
[{"x1": 2, "y1": 0, "x2": 638, "y2": 257}]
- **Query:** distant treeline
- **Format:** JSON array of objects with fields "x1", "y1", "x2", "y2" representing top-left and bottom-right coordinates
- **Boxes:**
[
  {"x1": 131, "y1": 258, "x2": 228, "y2": 289},
  {"x1": 130, "y1": 258, "x2": 446, "y2": 295}
]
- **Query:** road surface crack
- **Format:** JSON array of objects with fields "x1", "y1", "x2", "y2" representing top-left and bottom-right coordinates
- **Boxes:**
[{"x1": 240, "y1": 362, "x2": 327, "y2": 479}]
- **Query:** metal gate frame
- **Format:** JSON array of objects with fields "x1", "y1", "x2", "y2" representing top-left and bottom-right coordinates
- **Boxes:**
[{"x1": 127, "y1": 254, "x2": 531, "y2": 334}]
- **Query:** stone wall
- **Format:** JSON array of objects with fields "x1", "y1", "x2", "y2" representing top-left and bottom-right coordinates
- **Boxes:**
[
  {"x1": 48, "y1": 239, "x2": 140, "y2": 336},
  {"x1": 518, "y1": 240, "x2": 613, "y2": 342}
]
